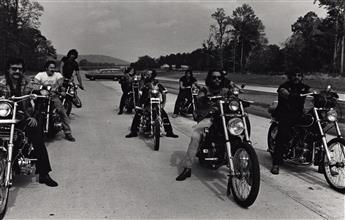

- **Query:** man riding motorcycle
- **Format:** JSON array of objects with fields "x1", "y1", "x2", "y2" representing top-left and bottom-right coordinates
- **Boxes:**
[
  {"x1": 0, "y1": 57, "x2": 58, "y2": 187},
  {"x1": 172, "y1": 69, "x2": 198, "y2": 118},
  {"x1": 118, "y1": 67, "x2": 135, "y2": 114},
  {"x1": 34, "y1": 60, "x2": 76, "y2": 142},
  {"x1": 125, "y1": 69, "x2": 178, "y2": 138},
  {"x1": 176, "y1": 70, "x2": 230, "y2": 181},
  {"x1": 271, "y1": 69, "x2": 312, "y2": 174}
]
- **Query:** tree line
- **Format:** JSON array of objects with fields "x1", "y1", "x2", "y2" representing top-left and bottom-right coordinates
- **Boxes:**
[
  {"x1": 0, "y1": 0, "x2": 57, "y2": 72},
  {"x1": 134, "y1": 1, "x2": 345, "y2": 76}
]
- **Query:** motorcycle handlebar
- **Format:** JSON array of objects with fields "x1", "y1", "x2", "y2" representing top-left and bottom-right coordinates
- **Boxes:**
[{"x1": 10, "y1": 94, "x2": 37, "y2": 101}]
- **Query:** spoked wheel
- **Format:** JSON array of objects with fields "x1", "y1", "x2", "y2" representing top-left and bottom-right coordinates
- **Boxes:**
[
  {"x1": 227, "y1": 142, "x2": 260, "y2": 208},
  {"x1": 267, "y1": 122, "x2": 278, "y2": 157},
  {"x1": 64, "y1": 100, "x2": 72, "y2": 116},
  {"x1": 0, "y1": 152, "x2": 9, "y2": 218},
  {"x1": 324, "y1": 138, "x2": 345, "y2": 193},
  {"x1": 153, "y1": 119, "x2": 160, "y2": 151},
  {"x1": 72, "y1": 96, "x2": 82, "y2": 108}
]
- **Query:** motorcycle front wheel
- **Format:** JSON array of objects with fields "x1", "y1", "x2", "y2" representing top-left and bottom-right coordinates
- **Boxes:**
[
  {"x1": 64, "y1": 99, "x2": 72, "y2": 116},
  {"x1": 228, "y1": 142, "x2": 260, "y2": 208},
  {"x1": 267, "y1": 122, "x2": 278, "y2": 157},
  {"x1": 0, "y1": 152, "x2": 9, "y2": 218},
  {"x1": 153, "y1": 118, "x2": 160, "y2": 151},
  {"x1": 324, "y1": 138, "x2": 345, "y2": 193}
]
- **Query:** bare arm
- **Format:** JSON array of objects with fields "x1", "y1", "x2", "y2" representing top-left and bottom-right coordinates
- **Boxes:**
[{"x1": 75, "y1": 70, "x2": 84, "y2": 89}]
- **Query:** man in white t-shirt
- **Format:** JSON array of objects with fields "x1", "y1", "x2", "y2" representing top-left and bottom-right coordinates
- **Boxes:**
[{"x1": 34, "y1": 60, "x2": 75, "y2": 142}]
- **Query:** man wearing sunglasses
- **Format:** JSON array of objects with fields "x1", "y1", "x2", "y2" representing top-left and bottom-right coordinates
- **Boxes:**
[
  {"x1": 0, "y1": 58, "x2": 58, "y2": 187},
  {"x1": 271, "y1": 69, "x2": 311, "y2": 175},
  {"x1": 176, "y1": 70, "x2": 229, "y2": 181}
]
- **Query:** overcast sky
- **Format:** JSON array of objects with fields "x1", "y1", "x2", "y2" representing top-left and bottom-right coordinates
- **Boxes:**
[{"x1": 37, "y1": 0, "x2": 327, "y2": 62}]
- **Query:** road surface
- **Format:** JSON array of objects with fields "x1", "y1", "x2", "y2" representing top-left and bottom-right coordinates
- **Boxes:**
[{"x1": 4, "y1": 77, "x2": 344, "y2": 219}]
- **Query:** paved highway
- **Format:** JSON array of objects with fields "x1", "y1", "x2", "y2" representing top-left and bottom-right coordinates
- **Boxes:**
[{"x1": 4, "y1": 77, "x2": 344, "y2": 219}]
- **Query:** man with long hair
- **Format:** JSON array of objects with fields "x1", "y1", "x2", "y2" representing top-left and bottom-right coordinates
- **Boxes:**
[{"x1": 176, "y1": 70, "x2": 229, "y2": 181}]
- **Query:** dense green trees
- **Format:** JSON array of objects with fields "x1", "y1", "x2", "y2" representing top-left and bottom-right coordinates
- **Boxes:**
[{"x1": 0, "y1": 0, "x2": 56, "y2": 72}]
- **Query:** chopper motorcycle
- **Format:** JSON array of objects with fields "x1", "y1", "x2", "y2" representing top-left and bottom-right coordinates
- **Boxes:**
[
  {"x1": 0, "y1": 94, "x2": 40, "y2": 217},
  {"x1": 124, "y1": 74, "x2": 142, "y2": 113},
  {"x1": 138, "y1": 83, "x2": 164, "y2": 151},
  {"x1": 267, "y1": 86, "x2": 345, "y2": 193},
  {"x1": 33, "y1": 86, "x2": 63, "y2": 139},
  {"x1": 178, "y1": 86, "x2": 199, "y2": 121},
  {"x1": 196, "y1": 92, "x2": 260, "y2": 207},
  {"x1": 61, "y1": 79, "x2": 82, "y2": 116}
]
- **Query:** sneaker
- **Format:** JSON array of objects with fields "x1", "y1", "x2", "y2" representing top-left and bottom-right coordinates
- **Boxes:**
[{"x1": 65, "y1": 134, "x2": 76, "y2": 142}]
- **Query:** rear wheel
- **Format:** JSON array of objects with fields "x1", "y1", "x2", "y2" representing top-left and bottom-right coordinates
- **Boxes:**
[
  {"x1": 72, "y1": 96, "x2": 82, "y2": 108},
  {"x1": 0, "y1": 151, "x2": 9, "y2": 218},
  {"x1": 228, "y1": 142, "x2": 260, "y2": 208},
  {"x1": 324, "y1": 138, "x2": 345, "y2": 193},
  {"x1": 153, "y1": 118, "x2": 160, "y2": 151},
  {"x1": 267, "y1": 122, "x2": 278, "y2": 157}
]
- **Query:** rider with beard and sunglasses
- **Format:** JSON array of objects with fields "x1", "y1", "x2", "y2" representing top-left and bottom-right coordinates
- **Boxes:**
[
  {"x1": 0, "y1": 58, "x2": 58, "y2": 187},
  {"x1": 125, "y1": 69, "x2": 178, "y2": 138},
  {"x1": 176, "y1": 70, "x2": 230, "y2": 181},
  {"x1": 271, "y1": 69, "x2": 311, "y2": 175}
]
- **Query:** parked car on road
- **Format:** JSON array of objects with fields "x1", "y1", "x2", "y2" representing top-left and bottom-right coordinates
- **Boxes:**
[{"x1": 85, "y1": 68, "x2": 123, "y2": 81}]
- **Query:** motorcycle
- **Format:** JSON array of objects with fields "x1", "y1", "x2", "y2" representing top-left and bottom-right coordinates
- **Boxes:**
[
  {"x1": 61, "y1": 79, "x2": 82, "y2": 116},
  {"x1": 267, "y1": 85, "x2": 345, "y2": 193},
  {"x1": 124, "y1": 74, "x2": 141, "y2": 113},
  {"x1": 33, "y1": 86, "x2": 63, "y2": 139},
  {"x1": 0, "y1": 94, "x2": 38, "y2": 217},
  {"x1": 138, "y1": 83, "x2": 163, "y2": 151},
  {"x1": 196, "y1": 93, "x2": 260, "y2": 207},
  {"x1": 179, "y1": 86, "x2": 199, "y2": 121}
]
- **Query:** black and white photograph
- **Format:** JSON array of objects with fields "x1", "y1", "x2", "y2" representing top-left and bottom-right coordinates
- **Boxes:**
[{"x1": 0, "y1": 0, "x2": 344, "y2": 219}]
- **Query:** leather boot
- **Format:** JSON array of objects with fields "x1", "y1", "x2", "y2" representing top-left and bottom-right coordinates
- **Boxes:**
[
  {"x1": 176, "y1": 168, "x2": 191, "y2": 181},
  {"x1": 271, "y1": 165, "x2": 279, "y2": 175}
]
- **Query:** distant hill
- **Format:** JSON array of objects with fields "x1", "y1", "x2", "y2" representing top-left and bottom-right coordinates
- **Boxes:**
[{"x1": 57, "y1": 54, "x2": 129, "y2": 65}]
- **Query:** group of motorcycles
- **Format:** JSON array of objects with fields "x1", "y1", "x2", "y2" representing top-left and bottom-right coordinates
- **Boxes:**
[
  {"x1": 0, "y1": 79, "x2": 82, "y2": 217},
  {"x1": 120, "y1": 75, "x2": 260, "y2": 207},
  {"x1": 121, "y1": 74, "x2": 345, "y2": 209}
]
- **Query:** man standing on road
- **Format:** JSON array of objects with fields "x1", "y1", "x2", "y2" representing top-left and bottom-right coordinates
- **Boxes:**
[
  {"x1": 0, "y1": 57, "x2": 58, "y2": 186},
  {"x1": 34, "y1": 60, "x2": 76, "y2": 142},
  {"x1": 118, "y1": 67, "x2": 134, "y2": 114},
  {"x1": 271, "y1": 69, "x2": 311, "y2": 174},
  {"x1": 60, "y1": 49, "x2": 84, "y2": 90},
  {"x1": 176, "y1": 70, "x2": 229, "y2": 181}
]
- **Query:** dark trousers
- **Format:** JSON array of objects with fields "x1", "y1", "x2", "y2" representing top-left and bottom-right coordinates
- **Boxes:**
[
  {"x1": 272, "y1": 117, "x2": 296, "y2": 165},
  {"x1": 25, "y1": 119, "x2": 52, "y2": 175},
  {"x1": 173, "y1": 89, "x2": 191, "y2": 115},
  {"x1": 119, "y1": 92, "x2": 129, "y2": 112},
  {"x1": 130, "y1": 108, "x2": 174, "y2": 134}
]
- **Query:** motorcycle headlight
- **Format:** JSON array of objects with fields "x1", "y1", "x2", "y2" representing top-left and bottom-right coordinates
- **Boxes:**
[
  {"x1": 227, "y1": 118, "x2": 245, "y2": 136},
  {"x1": 229, "y1": 101, "x2": 240, "y2": 111},
  {"x1": 0, "y1": 103, "x2": 12, "y2": 117},
  {"x1": 327, "y1": 109, "x2": 337, "y2": 122},
  {"x1": 69, "y1": 89, "x2": 75, "y2": 95},
  {"x1": 233, "y1": 88, "x2": 240, "y2": 96},
  {"x1": 151, "y1": 89, "x2": 159, "y2": 95},
  {"x1": 40, "y1": 89, "x2": 49, "y2": 96}
]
